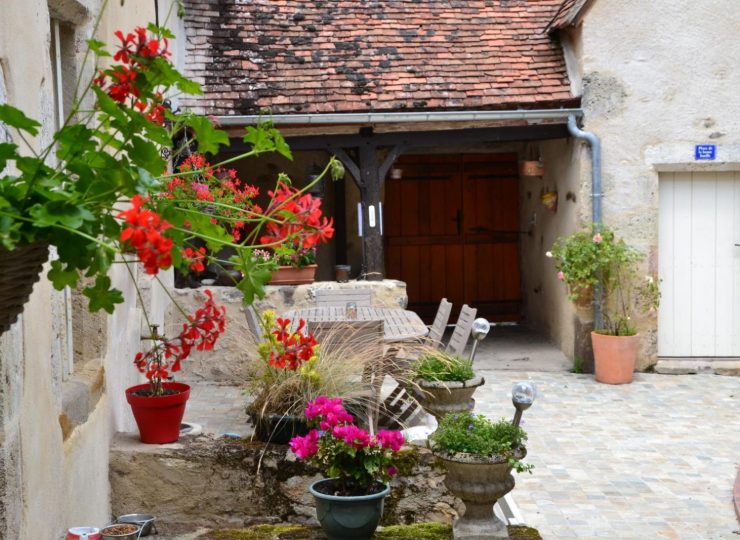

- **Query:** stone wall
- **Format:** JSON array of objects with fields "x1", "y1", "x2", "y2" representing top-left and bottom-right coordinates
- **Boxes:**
[
  {"x1": 170, "y1": 280, "x2": 408, "y2": 383},
  {"x1": 110, "y1": 434, "x2": 461, "y2": 532}
]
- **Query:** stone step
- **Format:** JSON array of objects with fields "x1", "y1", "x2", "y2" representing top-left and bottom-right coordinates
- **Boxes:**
[{"x1": 655, "y1": 359, "x2": 740, "y2": 376}]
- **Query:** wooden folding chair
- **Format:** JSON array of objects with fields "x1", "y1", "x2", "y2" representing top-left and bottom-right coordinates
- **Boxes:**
[
  {"x1": 427, "y1": 297, "x2": 453, "y2": 347},
  {"x1": 380, "y1": 298, "x2": 453, "y2": 428},
  {"x1": 445, "y1": 304, "x2": 477, "y2": 357},
  {"x1": 315, "y1": 288, "x2": 373, "y2": 307},
  {"x1": 308, "y1": 320, "x2": 385, "y2": 433}
]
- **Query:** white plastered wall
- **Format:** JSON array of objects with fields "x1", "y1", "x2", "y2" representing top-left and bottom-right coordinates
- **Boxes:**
[
  {"x1": 570, "y1": 0, "x2": 740, "y2": 368},
  {"x1": 0, "y1": 1, "x2": 180, "y2": 537}
]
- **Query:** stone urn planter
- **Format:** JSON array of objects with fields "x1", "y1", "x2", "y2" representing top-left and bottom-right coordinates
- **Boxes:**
[
  {"x1": 591, "y1": 332, "x2": 640, "y2": 384},
  {"x1": 309, "y1": 479, "x2": 390, "y2": 540},
  {"x1": 414, "y1": 376, "x2": 485, "y2": 420},
  {"x1": 268, "y1": 264, "x2": 317, "y2": 285},
  {"x1": 434, "y1": 447, "x2": 526, "y2": 540}
]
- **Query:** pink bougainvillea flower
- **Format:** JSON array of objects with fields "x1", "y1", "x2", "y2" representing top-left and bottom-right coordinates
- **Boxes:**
[
  {"x1": 592, "y1": 233, "x2": 603, "y2": 243},
  {"x1": 289, "y1": 429, "x2": 320, "y2": 459},
  {"x1": 333, "y1": 424, "x2": 371, "y2": 449},
  {"x1": 376, "y1": 430, "x2": 405, "y2": 452},
  {"x1": 557, "y1": 271, "x2": 565, "y2": 281}
]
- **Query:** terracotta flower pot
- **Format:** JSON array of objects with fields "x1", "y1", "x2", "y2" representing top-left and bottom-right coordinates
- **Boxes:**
[
  {"x1": 414, "y1": 376, "x2": 485, "y2": 420},
  {"x1": 591, "y1": 332, "x2": 639, "y2": 385},
  {"x1": 268, "y1": 264, "x2": 317, "y2": 285},
  {"x1": 126, "y1": 382, "x2": 190, "y2": 443}
]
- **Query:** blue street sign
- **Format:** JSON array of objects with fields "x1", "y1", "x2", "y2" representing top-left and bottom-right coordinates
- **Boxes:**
[{"x1": 695, "y1": 144, "x2": 716, "y2": 160}]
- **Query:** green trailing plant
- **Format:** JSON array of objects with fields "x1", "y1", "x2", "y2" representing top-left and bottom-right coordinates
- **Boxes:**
[
  {"x1": 549, "y1": 226, "x2": 660, "y2": 336},
  {"x1": 413, "y1": 349, "x2": 475, "y2": 382},
  {"x1": 431, "y1": 411, "x2": 532, "y2": 473}
]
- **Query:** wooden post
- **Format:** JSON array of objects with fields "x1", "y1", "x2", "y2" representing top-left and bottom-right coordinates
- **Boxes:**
[{"x1": 358, "y1": 142, "x2": 384, "y2": 280}]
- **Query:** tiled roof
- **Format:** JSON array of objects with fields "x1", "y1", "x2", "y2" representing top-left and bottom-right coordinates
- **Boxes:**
[
  {"x1": 546, "y1": 0, "x2": 593, "y2": 32},
  {"x1": 182, "y1": 0, "x2": 577, "y2": 116}
]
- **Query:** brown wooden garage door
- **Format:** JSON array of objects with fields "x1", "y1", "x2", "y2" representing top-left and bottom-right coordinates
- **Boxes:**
[{"x1": 384, "y1": 153, "x2": 521, "y2": 323}]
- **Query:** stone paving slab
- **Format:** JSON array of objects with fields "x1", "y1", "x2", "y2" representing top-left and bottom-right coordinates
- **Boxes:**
[{"x1": 183, "y1": 371, "x2": 739, "y2": 539}]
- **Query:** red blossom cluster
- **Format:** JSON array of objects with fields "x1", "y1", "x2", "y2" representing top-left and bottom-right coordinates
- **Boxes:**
[
  {"x1": 182, "y1": 246, "x2": 207, "y2": 273},
  {"x1": 260, "y1": 182, "x2": 334, "y2": 250},
  {"x1": 134, "y1": 290, "x2": 226, "y2": 384},
  {"x1": 269, "y1": 317, "x2": 317, "y2": 370},
  {"x1": 93, "y1": 27, "x2": 170, "y2": 124},
  {"x1": 166, "y1": 154, "x2": 260, "y2": 242},
  {"x1": 118, "y1": 195, "x2": 173, "y2": 274}
]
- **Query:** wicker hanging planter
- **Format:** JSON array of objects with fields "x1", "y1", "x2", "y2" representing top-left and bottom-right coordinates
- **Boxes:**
[{"x1": 0, "y1": 243, "x2": 49, "y2": 335}]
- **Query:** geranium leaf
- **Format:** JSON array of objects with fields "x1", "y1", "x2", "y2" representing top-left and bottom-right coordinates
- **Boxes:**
[
  {"x1": 29, "y1": 201, "x2": 95, "y2": 228},
  {"x1": 0, "y1": 104, "x2": 41, "y2": 136},
  {"x1": 130, "y1": 136, "x2": 165, "y2": 175},
  {"x1": 185, "y1": 115, "x2": 229, "y2": 155},
  {"x1": 86, "y1": 39, "x2": 110, "y2": 57},
  {"x1": 48, "y1": 260, "x2": 79, "y2": 290},
  {"x1": 83, "y1": 276, "x2": 124, "y2": 313},
  {"x1": 0, "y1": 142, "x2": 18, "y2": 170}
]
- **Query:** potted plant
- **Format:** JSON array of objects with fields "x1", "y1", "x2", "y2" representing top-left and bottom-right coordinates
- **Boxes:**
[
  {"x1": 246, "y1": 311, "x2": 382, "y2": 443},
  {"x1": 431, "y1": 411, "x2": 531, "y2": 540},
  {"x1": 290, "y1": 396, "x2": 405, "y2": 540},
  {"x1": 256, "y1": 246, "x2": 319, "y2": 286},
  {"x1": 550, "y1": 226, "x2": 660, "y2": 384},
  {"x1": 411, "y1": 348, "x2": 485, "y2": 419},
  {"x1": 0, "y1": 21, "x2": 341, "y2": 337},
  {"x1": 125, "y1": 289, "x2": 226, "y2": 443}
]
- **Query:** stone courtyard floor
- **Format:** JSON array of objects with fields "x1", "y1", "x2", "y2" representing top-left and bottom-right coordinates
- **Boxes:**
[{"x1": 184, "y1": 328, "x2": 739, "y2": 540}]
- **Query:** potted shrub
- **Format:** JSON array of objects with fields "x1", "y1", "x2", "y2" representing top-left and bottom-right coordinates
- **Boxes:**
[
  {"x1": 431, "y1": 411, "x2": 532, "y2": 540},
  {"x1": 290, "y1": 396, "x2": 405, "y2": 540},
  {"x1": 256, "y1": 245, "x2": 320, "y2": 286},
  {"x1": 246, "y1": 311, "x2": 380, "y2": 443},
  {"x1": 550, "y1": 226, "x2": 660, "y2": 383},
  {"x1": 411, "y1": 349, "x2": 485, "y2": 419}
]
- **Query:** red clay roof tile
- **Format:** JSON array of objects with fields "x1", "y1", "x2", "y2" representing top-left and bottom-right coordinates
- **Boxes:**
[{"x1": 182, "y1": 0, "x2": 577, "y2": 116}]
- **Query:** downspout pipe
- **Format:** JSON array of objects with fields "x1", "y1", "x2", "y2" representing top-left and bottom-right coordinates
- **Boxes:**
[{"x1": 567, "y1": 115, "x2": 604, "y2": 330}]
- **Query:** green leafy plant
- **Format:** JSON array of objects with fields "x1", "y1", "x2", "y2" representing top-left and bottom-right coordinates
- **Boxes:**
[
  {"x1": 549, "y1": 226, "x2": 660, "y2": 336},
  {"x1": 431, "y1": 411, "x2": 532, "y2": 473},
  {"x1": 0, "y1": 18, "x2": 341, "y2": 320},
  {"x1": 413, "y1": 349, "x2": 475, "y2": 382}
]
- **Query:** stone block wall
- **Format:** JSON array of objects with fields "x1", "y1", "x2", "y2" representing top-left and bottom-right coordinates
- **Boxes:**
[
  {"x1": 109, "y1": 434, "x2": 461, "y2": 531},
  {"x1": 170, "y1": 280, "x2": 408, "y2": 383}
]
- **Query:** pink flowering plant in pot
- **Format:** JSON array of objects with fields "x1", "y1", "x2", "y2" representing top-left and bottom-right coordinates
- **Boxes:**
[{"x1": 290, "y1": 396, "x2": 405, "y2": 496}]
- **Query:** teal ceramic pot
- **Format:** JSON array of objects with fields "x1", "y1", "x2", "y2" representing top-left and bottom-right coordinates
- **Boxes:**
[{"x1": 309, "y1": 479, "x2": 390, "y2": 540}]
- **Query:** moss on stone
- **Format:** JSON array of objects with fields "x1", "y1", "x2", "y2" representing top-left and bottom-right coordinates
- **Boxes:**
[
  {"x1": 377, "y1": 522, "x2": 451, "y2": 539},
  {"x1": 508, "y1": 525, "x2": 543, "y2": 540},
  {"x1": 205, "y1": 522, "x2": 540, "y2": 540},
  {"x1": 392, "y1": 448, "x2": 419, "y2": 477}
]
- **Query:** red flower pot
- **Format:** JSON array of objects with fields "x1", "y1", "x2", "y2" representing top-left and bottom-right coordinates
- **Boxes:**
[{"x1": 125, "y1": 382, "x2": 191, "y2": 444}]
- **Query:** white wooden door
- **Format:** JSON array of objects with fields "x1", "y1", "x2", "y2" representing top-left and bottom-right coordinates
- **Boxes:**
[{"x1": 659, "y1": 171, "x2": 740, "y2": 357}]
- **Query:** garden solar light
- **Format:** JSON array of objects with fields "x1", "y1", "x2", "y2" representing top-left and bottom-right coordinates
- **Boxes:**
[
  {"x1": 468, "y1": 318, "x2": 491, "y2": 362},
  {"x1": 511, "y1": 381, "x2": 536, "y2": 427}
]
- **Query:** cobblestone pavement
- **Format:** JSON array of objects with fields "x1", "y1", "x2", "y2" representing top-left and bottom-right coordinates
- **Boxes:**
[
  {"x1": 185, "y1": 371, "x2": 739, "y2": 540},
  {"x1": 473, "y1": 370, "x2": 739, "y2": 540}
]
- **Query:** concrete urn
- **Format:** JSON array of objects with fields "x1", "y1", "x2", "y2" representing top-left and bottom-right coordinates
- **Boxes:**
[
  {"x1": 414, "y1": 376, "x2": 485, "y2": 420},
  {"x1": 435, "y1": 447, "x2": 525, "y2": 540}
]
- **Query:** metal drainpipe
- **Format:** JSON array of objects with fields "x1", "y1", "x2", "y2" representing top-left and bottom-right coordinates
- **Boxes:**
[{"x1": 567, "y1": 115, "x2": 604, "y2": 329}]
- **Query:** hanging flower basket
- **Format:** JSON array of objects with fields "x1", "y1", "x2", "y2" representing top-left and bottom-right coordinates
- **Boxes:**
[{"x1": 0, "y1": 243, "x2": 49, "y2": 335}]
